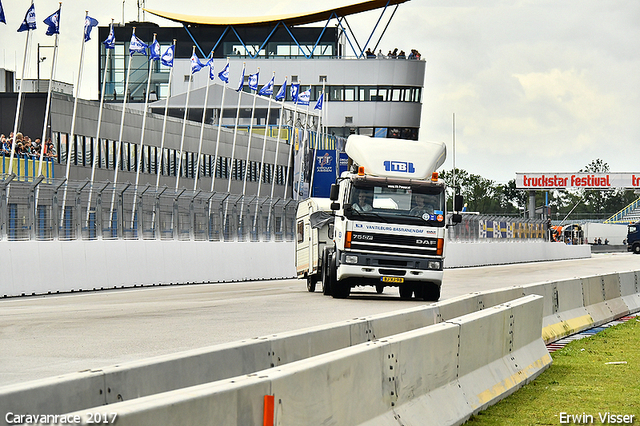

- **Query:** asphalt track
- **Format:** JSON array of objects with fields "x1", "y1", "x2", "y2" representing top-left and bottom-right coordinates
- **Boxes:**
[{"x1": 1, "y1": 252, "x2": 637, "y2": 386}]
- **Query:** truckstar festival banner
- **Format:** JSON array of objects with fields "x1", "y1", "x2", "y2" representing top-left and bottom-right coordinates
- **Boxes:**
[{"x1": 515, "y1": 173, "x2": 640, "y2": 189}]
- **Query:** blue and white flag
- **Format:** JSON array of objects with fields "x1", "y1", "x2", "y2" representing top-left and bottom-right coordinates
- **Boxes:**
[
  {"x1": 275, "y1": 78, "x2": 287, "y2": 101},
  {"x1": 206, "y1": 58, "x2": 215, "y2": 80},
  {"x1": 0, "y1": 0, "x2": 6, "y2": 24},
  {"x1": 103, "y1": 24, "x2": 116, "y2": 49},
  {"x1": 17, "y1": 4, "x2": 36, "y2": 32},
  {"x1": 314, "y1": 93, "x2": 324, "y2": 110},
  {"x1": 129, "y1": 32, "x2": 148, "y2": 56},
  {"x1": 190, "y1": 53, "x2": 205, "y2": 74},
  {"x1": 43, "y1": 8, "x2": 60, "y2": 36},
  {"x1": 248, "y1": 72, "x2": 259, "y2": 91},
  {"x1": 290, "y1": 83, "x2": 300, "y2": 103},
  {"x1": 258, "y1": 76, "x2": 274, "y2": 97},
  {"x1": 149, "y1": 40, "x2": 161, "y2": 61},
  {"x1": 218, "y1": 62, "x2": 229, "y2": 83},
  {"x1": 161, "y1": 45, "x2": 174, "y2": 67},
  {"x1": 84, "y1": 16, "x2": 98, "y2": 42},
  {"x1": 298, "y1": 89, "x2": 310, "y2": 106},
  {"x1": 236, "y1": 66, "x2": 245, "y2": 92}
]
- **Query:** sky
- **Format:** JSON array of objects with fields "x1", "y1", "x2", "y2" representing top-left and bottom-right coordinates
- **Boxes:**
[{"x1": 1, "y1": 0, "x2": 638, "y2": 184}]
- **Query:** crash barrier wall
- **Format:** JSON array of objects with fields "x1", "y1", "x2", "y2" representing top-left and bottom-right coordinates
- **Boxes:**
[
  {"x1": 0, "y1": 240, "x2": 590, "y2": 298},
  {"x1": 2, "y1": 269, "x2": 638, "y2": 425},
  {"x1": 26, "y1": 295, "x2": 551, "y2": 426}
]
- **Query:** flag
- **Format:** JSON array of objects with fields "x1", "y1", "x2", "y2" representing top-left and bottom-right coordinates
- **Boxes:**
[
  {"x1": 17, "y1": 4, "x2": 36, "y2": 32},
  {"x1": 298, "y1": 89, "x2": 310, "y2": 106},
  {"x1": 161, "y1": 45, "x2": 174, "y2": 67},
  {"x1": 290, "y1": 83, "x2": 300, "y2": 103},
  {"x1": 236, "y1": 66, "x2": 245, "y2": 92},
  {"x1": 0, "y1": 0, "x2": 5, "y2": 24},
  {"x1": 43, "y1": 8, "x2": 60, "y2": 35},
  {"x1": 258, "y1": 76, "x2": 274, "y2": 97},
  {"x1": 129, "y1": 32, "x2": 148, "y2": 56},
  {"x1": 218, "y1": 62, "x2": 229, "y2": 83},
  {"x1": 314, "y1": 93, "x2": 324, "y2": 110},
  {"x1": 103, "y1": 24, "x2": 115, "y2": 49},
  {"x1": 206, "y1": 58, "x2": 215, "y2": 80},
  {"x1": 149, "y1": 40, "x2": 161, "y2": 61},
  {"x1": 248, "y1": 72, "x2": 259, "y2": 91},
  {"x1": 190, "y1": 53, "x2": 205, "y2": 74},
  {"x1": 275, "y1": 78, "x2": 287, "y2": 101},
  {"x1": 84, "y1": 16, "x2": 98, "y2": 42}
]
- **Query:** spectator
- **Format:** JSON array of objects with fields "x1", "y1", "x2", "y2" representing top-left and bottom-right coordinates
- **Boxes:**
[
  {"x1": 389, "y1": 48, "x2": 398, "y2": 59},
  {"x1": 365, "y1": 48, "x2": 376, "y2": 58},
  {"x1": 377, "y1": 49, "x2": 385, "y2": 59},
  {"x1": 397, "y1": 50, "x2": 406, "y2": 59}
]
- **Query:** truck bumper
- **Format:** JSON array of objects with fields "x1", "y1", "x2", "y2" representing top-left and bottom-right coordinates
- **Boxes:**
[{"x1": 336, "y1": 251, "x2": 443, "y2": 286}]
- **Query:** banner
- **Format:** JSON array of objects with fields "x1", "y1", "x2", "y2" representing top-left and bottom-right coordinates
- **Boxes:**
[
  {"x1": 516, "y1": 173, "x2": 640, "y2": 189},
  {"x1": 311, "y1": 150, "x2": 336, "y2": 197}
]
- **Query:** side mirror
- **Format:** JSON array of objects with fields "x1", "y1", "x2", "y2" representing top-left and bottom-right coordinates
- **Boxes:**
[
  {"x1": 329, "y1": 184, "x2": 339, "y2": 201},
  {"x1": 451, "y1": 213, "x2": 462, "y2": 224},
  {"x1": 330, "y1": 202, "x2": 340, "y2": 211},
  {"x1": 454, "y1": 195, "x2": 464, "y2": 212}
]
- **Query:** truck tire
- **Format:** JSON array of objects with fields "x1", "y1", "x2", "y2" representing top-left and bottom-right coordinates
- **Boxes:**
[
  {"x1": 307, "y1": 275, "x2": 317, "y2": 292},
  {"x1": 422, "y1": 282, "x2": 441, "y2": 302},
  {"x1": 634, "y1": 243, "x2": 640, "y2": 254},
  {"x1": 399, "y1": 285, "x2": 413, "y2": 299},
  {"x1": 376, "y1": 284, "x2": 384, "y2": 294},
  {"x1": 322, "y1": 249, "x2": 333, "y2": 296},
  {"x1": 330, "y1": 253, "x2": 350, "y2": 299}
]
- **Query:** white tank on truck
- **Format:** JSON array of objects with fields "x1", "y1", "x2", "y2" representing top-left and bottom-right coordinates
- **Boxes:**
[{"x1": 294, "y1": 135, "x2": 463, "y2": 300}]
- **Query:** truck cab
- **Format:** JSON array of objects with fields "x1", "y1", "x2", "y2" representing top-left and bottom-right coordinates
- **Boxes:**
[{"x1": 628, "y1": 221, "x2": 640, "y2": 254}]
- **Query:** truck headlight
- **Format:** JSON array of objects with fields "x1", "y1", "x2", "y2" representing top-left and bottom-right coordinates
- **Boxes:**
[
  {"x1": 427, "y1": 261, "x2": 441, "y2": 270},
  {"x1": 345, "y1": 255, "x2": 359, "y2": 264}
]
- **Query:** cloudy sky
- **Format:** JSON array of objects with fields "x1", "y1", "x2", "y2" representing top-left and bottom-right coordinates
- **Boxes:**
[{"x1": 1, "y1": 0, "x2": 638, "y2": 184}]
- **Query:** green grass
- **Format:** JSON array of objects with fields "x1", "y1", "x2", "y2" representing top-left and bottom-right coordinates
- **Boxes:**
[{"x1": 467, "y1": 317, "x2": 640, "y2": 425}]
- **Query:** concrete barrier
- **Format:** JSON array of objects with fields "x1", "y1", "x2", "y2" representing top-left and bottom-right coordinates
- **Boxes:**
[
  {"x1": 1, "y1": 240, "x2": 590, "y2": 298},
  {"x1": 45, "y1": 295, "x2": 549, "y2": 426}
]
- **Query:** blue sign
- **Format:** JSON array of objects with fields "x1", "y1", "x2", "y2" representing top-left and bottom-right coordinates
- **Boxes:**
[
  {"x1": 312, "y1": 150, "x2": 337, "y2": 197},
  {"x1": 384, "y1": 160, "x2": 415, "y2": 173},
  {"x1": 339, "y1": 152, "x2": 349, "y2": 176}
]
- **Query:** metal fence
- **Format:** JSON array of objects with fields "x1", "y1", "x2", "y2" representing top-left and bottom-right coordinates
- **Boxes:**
[{"x1": 0, "y1": 176, "x2": 298, "y2": 242}]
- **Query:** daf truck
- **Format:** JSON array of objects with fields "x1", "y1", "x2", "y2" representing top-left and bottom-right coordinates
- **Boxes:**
[
  {"x1": 628, "y1": 221, "x2": 640, "y2": 254},
  {"x1": 295, "y1": 135, "x2": 462, "y2": 300}
]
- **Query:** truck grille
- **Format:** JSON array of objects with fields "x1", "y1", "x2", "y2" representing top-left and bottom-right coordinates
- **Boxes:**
[{"x1": 349, "y1": 232, "x2": 439, "y2": 256}]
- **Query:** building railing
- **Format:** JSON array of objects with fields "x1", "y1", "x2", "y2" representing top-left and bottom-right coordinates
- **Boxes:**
[{"x1": 0, "y1": 176, "x2": 297, "y2": 242}]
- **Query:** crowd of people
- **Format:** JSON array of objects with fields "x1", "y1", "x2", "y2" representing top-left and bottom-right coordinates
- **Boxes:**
[
  {"x1": 0, "y1": 132, "x2": 55, "y2": 159},
  {"x1": 365, "y1": 48, "x2": 421, "y2": 60}
]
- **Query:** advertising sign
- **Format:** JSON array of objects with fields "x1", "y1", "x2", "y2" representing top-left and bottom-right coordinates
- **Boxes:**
[
  {"x1": 312, "y1": 150, "x2": 336, "y2": 197},
  {"x1": 515, "y1": 173, "x2": 640, "y2": 189}
]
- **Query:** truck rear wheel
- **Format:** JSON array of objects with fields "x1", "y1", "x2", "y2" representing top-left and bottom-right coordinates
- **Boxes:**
[{"x1": 306, "y1": 275, "x2": 318, "y2": 292}]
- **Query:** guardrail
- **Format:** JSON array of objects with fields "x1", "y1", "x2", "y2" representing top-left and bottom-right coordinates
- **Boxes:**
[{"x1": 2, "y1": 269, "x2": 638, "y2": 426}]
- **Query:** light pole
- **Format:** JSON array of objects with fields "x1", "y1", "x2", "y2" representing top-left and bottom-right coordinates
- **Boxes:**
[{"x1": 37, "y1": 43, "x2": 55, "y2": 92}]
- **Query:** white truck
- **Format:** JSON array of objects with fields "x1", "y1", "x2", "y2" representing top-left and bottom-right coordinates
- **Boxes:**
[{"x1": 295, "y1": 135, "x2": 462, "y2": 300}]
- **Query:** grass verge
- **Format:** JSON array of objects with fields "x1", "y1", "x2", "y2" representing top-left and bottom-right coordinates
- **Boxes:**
[{"x1": 467, "y1": 317, "x2": 640, "y2": 425}]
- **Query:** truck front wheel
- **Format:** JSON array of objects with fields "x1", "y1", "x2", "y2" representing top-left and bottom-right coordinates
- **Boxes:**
[
  {"x1": 307, "y1": 275, "x2": 318, "y2": 292},
  {"x1": 330, "y1": 253, "x2": 350, "y2": 299},
  {"x1": 634, "y1": 243, "x2": 640, "y2": 254}
]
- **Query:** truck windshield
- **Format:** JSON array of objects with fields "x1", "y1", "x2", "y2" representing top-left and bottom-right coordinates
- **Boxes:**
[{"x1": 346, "y1": 180, "x2": 446, "y2": 226}]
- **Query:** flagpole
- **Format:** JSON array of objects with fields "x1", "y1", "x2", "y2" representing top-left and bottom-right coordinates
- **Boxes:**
[
  {"x1": 175, "y1": 46, "x2": 197, "y2": 191},
  {"x1": 239, "y1": 67, "x2": 259, "y2": 228},
  {"x1": 267, "y1": 77, "x2": 287, "y2": 235},
  {"x1": 253, "y1": 71, "x2": 274, "y2": 235},
  {"x1": 194, "y1": 50, "x2": 214, "y2": 191},
  {"x1": 86, "y1": 18, "x2": 113, "y2": 226},
  {"x1": 110, "y1": 27, "x2": 137, "y2": 226},
  {"x1": 283, "y1": 102, "x2": 297, "y2": 201},
  {"x1": 155, "y1": 39, "x2": 176, "y2": 192},
  {"x1": 131, "y1": 33, "x2": 158, "y2": 228},
  {"x1": 223, "y1": 62, "x2": 246, "y2": 238},
  {"x1": 209, "y1": 58, "x2": 229, "y2": 194},
  {"x1": 8, "y1": 3, "x2": 35, "y2": 177},
  {"x1": 37, "y1": 3, "x2": 61, "y2": 180},
  {"x1": 61, "y1": 11, "x2": 90, "y2": 227}
]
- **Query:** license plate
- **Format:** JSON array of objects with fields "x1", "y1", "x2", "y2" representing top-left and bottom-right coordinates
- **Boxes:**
[{"x1": 381, "y1": 276, "x2": 404, "y2": 283}]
